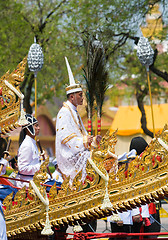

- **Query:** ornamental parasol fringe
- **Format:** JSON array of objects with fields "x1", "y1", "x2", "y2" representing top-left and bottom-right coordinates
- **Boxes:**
[
  {"x1": 17, "y1": 99, "x2": 29, "y2": 126},
  {"x1": 30, "y1": 180, "x2": 54, "y2": 236}
]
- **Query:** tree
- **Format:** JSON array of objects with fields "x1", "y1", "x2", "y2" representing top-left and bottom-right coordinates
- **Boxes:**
[{"x1": 0, "y1": 0, "x2": 168, "y2": 125}]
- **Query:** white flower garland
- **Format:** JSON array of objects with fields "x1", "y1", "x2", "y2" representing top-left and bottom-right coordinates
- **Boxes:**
[
  {"x1": 5, "y1": 80, "x2": 24, "y2": 99},
  {"x1": 88, "y1": 157, "x2": 108, "y2": 182},
  {"x1": 73, "y1": 225, "x2": 83, "y2": 232},
  {"x1": 30, "y1": 180, "x2": 54, "y2": 235},
  {"x1": 158, "y1": 138, "x2": 168, "y2": 151},
  {"x1": 109, "y1": 213, "x2": 122, "y2": 222}
]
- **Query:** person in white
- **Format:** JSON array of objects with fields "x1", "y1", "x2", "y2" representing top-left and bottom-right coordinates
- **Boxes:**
[
  {"x1": 16, "y1": 114, "x2": 41, "y2": 188},
  {"x1": 0, "y1": 158, "x2": 8, "y2": 176},
  {"x1": 0, "y1": 201, "x2": 7, "y2": 240},
  {"x1": 107, "y1": 150, "x2": 141, "y2": 240},
  {"x1": 0, "y1": 137, "x2": 8, "y2": 176},
  {"x1": 52, "y1": 158, "x2": 64, "y2": 183},
  {"x1": 107, "y1": 208, "x2": 140, "y2": 240},
  {"x1": 0, "y1": 137, "x2": 8, "y2": 240},
  {"x1": 55, "y1": 57, "x2": 101, "y2": 186}
]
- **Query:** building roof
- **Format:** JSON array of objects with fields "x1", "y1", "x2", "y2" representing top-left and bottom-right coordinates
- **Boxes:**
[{"x1": 110, "y1": 104, "x2": 168, "y2": 136}]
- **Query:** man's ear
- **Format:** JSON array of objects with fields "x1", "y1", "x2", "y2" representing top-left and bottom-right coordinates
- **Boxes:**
[{"x1": 70, "y1": 93, "x2": 75, "y2": 100}]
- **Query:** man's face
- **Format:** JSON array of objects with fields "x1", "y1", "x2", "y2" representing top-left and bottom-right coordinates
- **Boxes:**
[
  {"x1": 34, "y1": 123, "x2": 40, "y2": 136},
  {"x1": 71, "y1": 91, "x2": 83, "y2": 106}
]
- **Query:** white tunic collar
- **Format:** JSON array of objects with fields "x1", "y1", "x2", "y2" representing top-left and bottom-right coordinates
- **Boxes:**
[
  {"x1": 25, "y1": 135, "x2": 36, "y2": 144},
  {"x1": 66, "y1": 100, "x2": 77, "y2": 111}
]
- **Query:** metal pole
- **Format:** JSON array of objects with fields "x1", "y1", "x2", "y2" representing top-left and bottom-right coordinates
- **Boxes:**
[
  {"x1": 146, "y1": 67, "x2": 155, "y2": 137},
  {"x1": 34, "y1": 73, "x2": 37, "y2": 119}
]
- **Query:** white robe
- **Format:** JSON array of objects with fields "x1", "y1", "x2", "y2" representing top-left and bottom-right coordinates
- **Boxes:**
[
  {"x1": 16, "y1": 135, "x2": 41, "y2": 188},
  {"x1": 55, "y1": 100, "x2": 90, "y2": 185}
]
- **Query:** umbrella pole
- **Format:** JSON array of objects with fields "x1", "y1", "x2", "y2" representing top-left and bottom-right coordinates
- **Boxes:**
[
  {"x1": 146, "y1": 68, "x2": 155, "y2": 137},
  {"x1": 34, "y1": 73, "x2": 37, "y2": 119}
]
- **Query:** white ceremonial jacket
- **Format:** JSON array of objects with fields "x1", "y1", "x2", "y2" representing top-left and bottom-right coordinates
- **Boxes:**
[
  {"x1": 0, "y1": 158, "x2": 8, "y2": 176},
  {"x1": 56, "y1": 100, "x2": 90, "y2": 185},
  {"x1": 16, "y1": 135, "x2": 41, "y2": 188}
]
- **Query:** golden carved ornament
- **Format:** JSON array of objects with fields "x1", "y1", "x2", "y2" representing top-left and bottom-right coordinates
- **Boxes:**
[
  {"x1": 4, "y1": 125, "x2": 168, "y2": 239},
  {"x1": 0, "y1": 57, "x2": 27, "y2": 134}
]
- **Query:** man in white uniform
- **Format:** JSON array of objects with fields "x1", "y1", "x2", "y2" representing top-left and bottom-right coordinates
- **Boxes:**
[
  {"x1": 55, "y1": 57, "x2": 101, "y2": 186},
  {"x1": 16, "y1": 114, "x2": 41, "y2": 188},
  {"x1": 0, "y1": 137, "x2": 8, "y2": 176}
]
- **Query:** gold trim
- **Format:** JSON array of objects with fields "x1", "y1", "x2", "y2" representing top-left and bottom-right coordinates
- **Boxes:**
[
  {"x1": 61, "y1": 133, "x2": 77, "y2": 144},
  {"x1": 65, "y1": 84, "x2": 82, "y2": 91},
  {"x1": 4, "y1": 125, "x2": 168, "y2": 237}
]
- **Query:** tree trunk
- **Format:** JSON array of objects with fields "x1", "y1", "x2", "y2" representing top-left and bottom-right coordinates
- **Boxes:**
[
  {"x1": 136, "y1": 88, "x2": 153, "y2": 138},
  {"x1": 23, "y1": 74, "x2": 34, "y2": 114}
]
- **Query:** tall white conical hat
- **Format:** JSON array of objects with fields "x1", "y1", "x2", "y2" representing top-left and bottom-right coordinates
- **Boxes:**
[{"x1": 65, "y1": 57, "x2": 82, "y2": 95}]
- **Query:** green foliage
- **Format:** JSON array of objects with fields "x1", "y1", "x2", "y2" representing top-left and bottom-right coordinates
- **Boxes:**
[{"x1": 0, "y1": 0, "x2": 167, "y2": 117}]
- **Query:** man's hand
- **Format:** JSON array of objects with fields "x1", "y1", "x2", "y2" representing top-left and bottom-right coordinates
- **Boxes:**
[
  {"x1": 96, "y1": 135, "x2": 102, "y2": 144},
  {"x1": 87, "y1": 135, "x2": 93, "y2": 145},
  {"x1": 133, "y1": 214, "x2": 141, "y2": 223},
  {"x1": 116, "y1": 220, "x2": 123, "y2": 226}
]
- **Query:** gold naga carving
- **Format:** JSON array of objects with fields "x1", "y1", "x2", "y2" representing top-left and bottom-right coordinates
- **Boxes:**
[
  {"x1": 2, "y1": 57, "x2": 168, "y2": 239},
  {"x1": 0, "y1": 57, "x2": 27, "y2": 134},
  {"x1": 3, "y1": 124, "x2": 168, "y2": 239}
]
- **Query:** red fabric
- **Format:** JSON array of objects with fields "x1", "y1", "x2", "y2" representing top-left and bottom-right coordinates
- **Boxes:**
[
  {"x1": 0, "y1": 177, "x2": 17, "y2": 187},
  {"x1": 149, "y1": 202, "x2": 156, "y2": 214},
  {"x1": 145, "y1": 217, "x2": 151, "y2": 226},
  {"x1": 140, "y1": 224, "x2": 144, "y2": 240},
  {"x1": 86, "y1": 175, "x2": 93, "y2": 181},
  {"x1": 139, "y1": 207, "x2": 151, "y2": 226},
  {"x1": 139, "y1": 207, "x2": 143, "y2": 222}
]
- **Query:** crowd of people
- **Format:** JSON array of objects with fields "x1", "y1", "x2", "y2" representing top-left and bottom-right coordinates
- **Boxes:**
[
  {"x1": 107, "y1": 136, "x2": 161, "y2": 239},
  {"x1": 0, "y1": 57, "x2": 161, "y2": 240}
]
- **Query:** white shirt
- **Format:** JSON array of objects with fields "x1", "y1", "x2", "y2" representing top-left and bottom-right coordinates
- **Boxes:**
[
  {"x1": 0, "y1": 158, "x2": 8, "y2": 176},
  {"x1": 16, "y1": 135, "x2": 41, "y2": 188},
  {"x1": 141, "y1": 204, "x2": 150, "y2": 218},
  {"x1": 55, "y1": 100, "x2": 90, "y2": 185},
  {"x1": 107, "y1": 208, "x2": 140, "y2": 225}
]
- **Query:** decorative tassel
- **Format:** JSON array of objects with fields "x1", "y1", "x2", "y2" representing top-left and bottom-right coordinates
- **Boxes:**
[
  {"x1": 73, "y1": 224, "x2": 83, "y2": 233},
  {"x1": 87, "y1": 157, "x2": 113, "y2": 210},
  {"x1": 41, "y1": 206, "x2": 54, "y2": 235},
  {"x1": 17, "y1": 99, "x2": 29, "y2": 126},
  {"x1": 30, "y1": 180, "x2": 54, "y2": 236},
  {"x1": 101, "y1": 181, "x2": 113, "y2": 210}
]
